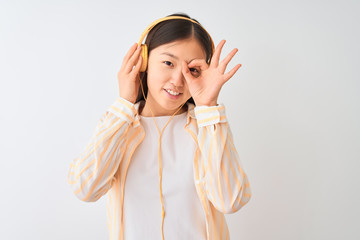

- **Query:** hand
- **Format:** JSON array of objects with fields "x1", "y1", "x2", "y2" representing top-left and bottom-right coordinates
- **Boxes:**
[
  {"x1": 182, "y1": 40, "x2": 241, "y2": 106},
  {"x1": 117, "y1": 43, "x2": 143, "y2": 104}
]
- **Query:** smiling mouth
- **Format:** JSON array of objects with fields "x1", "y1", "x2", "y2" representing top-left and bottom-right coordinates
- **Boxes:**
[{"x1": 164, "y1": 88, "x2": 181, "y2": 96}]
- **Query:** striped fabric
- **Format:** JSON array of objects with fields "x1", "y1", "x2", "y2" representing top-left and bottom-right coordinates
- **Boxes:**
[{"x1": 67, "y1": 97, "x2": 251, "y2": 240}]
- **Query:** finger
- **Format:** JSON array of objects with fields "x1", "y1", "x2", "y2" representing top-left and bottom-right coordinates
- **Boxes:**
[
  {"x1": 210, "y1": 40, "x2": 226, "y2": 68},
  {"x1": 182, "y1": 61, "x2": 195, "y2": 84},
  {"x1": 219, "y1": 48, "x2": 238, "y2": 73},
  {"x1": 187, "y1": 59, "x2": 209, "y2": 71},
  {"x1": 223, "y1": 64, "x2": 242, "y2": 84},
  {"x1": 124, "y1": 45, "x2": 142, "y2": 73},
  {"x1": 120, "y1": 43, "x2": 138, "y2": 72},
  {"x1": 121, "y1": 43, "x2": 138, "y2": 69},
  {"x1": 130, "y1": 55, "x2": 143, "y2": 78}
]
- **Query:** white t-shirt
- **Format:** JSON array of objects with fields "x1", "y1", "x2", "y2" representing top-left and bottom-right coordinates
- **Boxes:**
[{"x1": 123, "y1": 111, "x2": 207, "y2": 239}]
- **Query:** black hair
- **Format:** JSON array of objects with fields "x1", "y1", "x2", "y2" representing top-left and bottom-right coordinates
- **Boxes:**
[{"x1": 135, "y1": 13, "x2": 214, "y2": 104}]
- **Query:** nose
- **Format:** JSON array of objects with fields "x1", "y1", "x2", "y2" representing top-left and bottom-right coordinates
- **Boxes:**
[{"x1": 169, "y1": 67, "x2": 185, "y2": 88}]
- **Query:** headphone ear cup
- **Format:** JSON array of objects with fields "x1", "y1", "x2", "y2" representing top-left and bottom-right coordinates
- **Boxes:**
[{"x1": 140, "y1": 44, "x2": 148, "y2": 72}]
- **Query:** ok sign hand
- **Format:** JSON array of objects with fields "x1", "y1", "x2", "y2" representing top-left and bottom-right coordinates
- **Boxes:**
[{"x1": 182, "y1": 40, "x2": 241, "y2": 106}]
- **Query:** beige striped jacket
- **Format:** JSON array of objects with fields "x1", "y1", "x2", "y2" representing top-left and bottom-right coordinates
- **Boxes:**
[{"x1": 68, "y1": 97, "x2": 251, "y2": 240}]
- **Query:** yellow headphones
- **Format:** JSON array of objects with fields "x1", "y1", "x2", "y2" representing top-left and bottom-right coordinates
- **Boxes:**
[{"x1": 138, "y1": 16, "x2": 215, "y2": 72}]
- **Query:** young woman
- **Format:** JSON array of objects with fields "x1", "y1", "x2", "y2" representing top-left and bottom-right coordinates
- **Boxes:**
[{"x1": 68, "y1": 13, "x2": 251, "y2": 240}]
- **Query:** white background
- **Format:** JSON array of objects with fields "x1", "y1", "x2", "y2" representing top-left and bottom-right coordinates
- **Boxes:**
[{"x1": 1, "y1": 0, "x2": 359, "y2": 239}]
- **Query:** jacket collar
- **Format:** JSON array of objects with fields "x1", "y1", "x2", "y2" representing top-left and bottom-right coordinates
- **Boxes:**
[{"x1": 132, "y1": 101, "x2": 196, "y2": 127}]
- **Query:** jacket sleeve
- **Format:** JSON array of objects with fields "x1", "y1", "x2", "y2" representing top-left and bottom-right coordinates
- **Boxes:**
[
  {"x1": 67, "y1": 97, "x2": 137, "y2": 202},
  {"x1": 194, "y1": 104, "x2": 251, "y2": 214}
]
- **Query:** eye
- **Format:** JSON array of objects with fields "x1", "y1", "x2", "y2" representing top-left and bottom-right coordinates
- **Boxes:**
[
  {"x1": 163, "y1": 61, "x2": 173, "y2": 67},
  {"x1": 189, "y1": 68, "x2": 201, "y2": 77}
]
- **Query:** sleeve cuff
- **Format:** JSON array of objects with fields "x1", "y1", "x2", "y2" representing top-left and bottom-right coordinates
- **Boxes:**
[
  {"x1": 194, "y1": 104, "x2": 227, "y2": 127},
  {"x1": 107, "y1": 97, "x2": 137, "y2": 124}
]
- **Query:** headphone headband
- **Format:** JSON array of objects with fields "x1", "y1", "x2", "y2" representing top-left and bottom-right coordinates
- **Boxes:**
[{"x1": 138, "y1": 16, "x2": 215, "y2": 51}]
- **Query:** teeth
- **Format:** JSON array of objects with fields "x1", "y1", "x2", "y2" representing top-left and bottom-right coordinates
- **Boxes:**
[{"x1": 166, "y1": 89, "x2": 180, "y2": 96}]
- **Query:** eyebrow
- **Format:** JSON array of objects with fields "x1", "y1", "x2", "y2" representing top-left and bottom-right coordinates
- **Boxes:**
[
  {"x1": 160, "y1": 52, "x2": 199, "y2": 63},
  {"x1": 161, "y1": 52, "x2": 179, "y2": 60}
]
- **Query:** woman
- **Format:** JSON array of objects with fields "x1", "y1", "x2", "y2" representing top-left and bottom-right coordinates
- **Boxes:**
[{"x1": 67, "y1": 13, "x2": 251, "y2": 240}]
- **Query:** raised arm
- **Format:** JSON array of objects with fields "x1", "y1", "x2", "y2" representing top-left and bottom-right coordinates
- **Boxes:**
[{"x1": 68, "y1": 42, "x2": 143, "y2": 202}]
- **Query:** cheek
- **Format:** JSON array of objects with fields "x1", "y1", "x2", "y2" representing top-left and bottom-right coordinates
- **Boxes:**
[
  {"x1": 146, "y1": 79, "x2": 158, "y2": 94},
  {"x1": 146, "y1": 70, "x2": 172, "y2": 91},
  {"x1": 146, "y1": 70, "x2": 160, "y2": 89},
  {"x1": 146, "y1": 78, "x2": 168, "y2": 97}
]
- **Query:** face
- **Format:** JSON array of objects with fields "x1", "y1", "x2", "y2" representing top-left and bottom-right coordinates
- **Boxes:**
[{"x1": 143, "y1": 37, "x2": 206, "y2": 116}]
